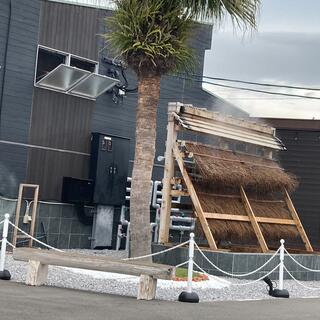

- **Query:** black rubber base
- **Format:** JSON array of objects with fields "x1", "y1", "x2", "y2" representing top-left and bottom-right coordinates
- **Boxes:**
[
  {"x1": 272, "y1": 289, "x2": 289, "y2": 298},
  {"x1": 0, "y1": 270, "x2": 11, "y2": 280},
  {"x1": 178, "y1": 291, "x2": 200, "y2": 303}
]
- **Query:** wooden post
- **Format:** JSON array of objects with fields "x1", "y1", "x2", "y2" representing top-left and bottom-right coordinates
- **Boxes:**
[
  {"x1": 12, "y1": 184, "x2": 24, "y2": 247},
  {"x1": 240, "y1": 186, "x2": 269, "y2": 253},
  {"x1": 284, "y1": 189, "x2": 313, "y2": 252},
  {"x1": 173, "y1": 145, "x2": 217, "y2": 250},
  {"x1": 137, "y1": 275, "x2": 157, "y2": 300},
  {"x1": 29, "y1": 185, "x2": 39, "y2": 247},
  {"x1": 158, "y1": 103, "x2": 179, "y2": 243},
  {"x1": 26, "y1": 260, "x2": 48, "y2": 286},
  {"x1": 12, "y1": 184, "x2": 40, "y2": 248}
]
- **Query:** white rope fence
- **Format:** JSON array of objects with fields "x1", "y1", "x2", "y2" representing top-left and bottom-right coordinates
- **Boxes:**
[
  {"x1": 194, "y1": 242, "x2": 280, "y2": 278},
  {"x1": 283, "y1": 265, "x2": 320, "y2": 291},
  {"x1": 175, "y1": 260, "x2": 189, "y2": 269},
  {"x1": 2, "y1": 211, "x2": 320, "y2": 299},
  {"x1": 193, "y1": 260, "x2": 281, "y2": 287},
  {"x1": 284, "y1": 248, "x2": 320, "y2": 273},
  {"x1": 123, "y1": 240, "x2": 190, "y2": 261},
  {"x1": 8, "y1": 221, "x2": 64, "y2": 253}
]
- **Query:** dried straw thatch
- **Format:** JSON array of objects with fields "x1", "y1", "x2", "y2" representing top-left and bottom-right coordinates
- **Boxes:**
[
  {"x1": 195, "y1": 193, "x2": 300, "y2": 244},
  {"x1": 185, "y1": 142, "x2": 298, "y2": 193}
]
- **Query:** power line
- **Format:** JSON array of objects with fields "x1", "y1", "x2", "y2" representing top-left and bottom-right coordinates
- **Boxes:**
[
  {"x1": 186, "y1": 74, "x2": 320, "y2": 91},
  {"x1": 173, "y1": 75, "x2": 320, "y2": 100}
]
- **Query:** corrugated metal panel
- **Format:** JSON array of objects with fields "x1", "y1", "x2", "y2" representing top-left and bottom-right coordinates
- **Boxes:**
[
  {"x1": 39, "y1": 1, "x2": 100, "y2": 60},
  {"x1": 175, "y1": 107, "x2": 284, "y2": 150}
]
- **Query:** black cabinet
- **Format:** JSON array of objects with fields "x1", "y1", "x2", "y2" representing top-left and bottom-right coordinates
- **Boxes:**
[{"x1": 89, "y1": 133, "x2": 130, "y2": 205}]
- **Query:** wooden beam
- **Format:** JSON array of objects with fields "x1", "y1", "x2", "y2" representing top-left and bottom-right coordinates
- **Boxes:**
[
  {"x1": 12, "y1": 184, "x2": 24, "y2": 247},
  {"x1": 159, "y1": 104, "x2": 179, "y2": 243},
  {"x1": 170, "y1": 190, "x2": 189, "y2": 197},
  {"x1": 29, "y1": 185, "x2": 39, "y2": 247},
  {"x1": 240, "y1": 187, "x2": 269, "y2": 253},
  {"x1": 204, "y1": 212, "x2": 296, "y2": 225},
  {"x1": 204, "y1": 212, "x2": 250, "y2": 222},
  {"x1": 284, "y1": 189, "x2": 313, "y2": 252},
  {"x1": 173, "y1": 145, "x2": 217, "y2": 250}
]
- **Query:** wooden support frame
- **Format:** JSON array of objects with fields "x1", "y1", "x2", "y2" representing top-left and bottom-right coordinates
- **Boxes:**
[
  {"x1": 158, "y1": 103, "x2": 180, "y2": 243},
  {"x1": 172, "y1": 144, "x2": 217, "y2": 250},
  {"x1": 158, "y1": 102, "x2": 313, "y2": 253},
  {"x1": 240, "y1": 187, "x2": 269, "y2": 253},
  {"x1": 284, "y1": 189, "x2": 313, "y2": 252},
  {"x1": 12, "y1": 184, "x2": 39, "y2": 248}
]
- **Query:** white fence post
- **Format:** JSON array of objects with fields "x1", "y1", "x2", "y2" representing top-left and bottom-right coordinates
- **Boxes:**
[
  {"x1": 279, "y1": 239, "x2": 285, "y2": 290},
  {"x1": 266, "y1": 239, "x2": 289, "y2": 298},
  {"x1": 0, "y1": 214, "x2": 11, "y2": 280},
  {"x1": 187, "y1": 232, "x2": 195, "y2": 293},
  {"x1": 178, "y1": 233, "x2": 199, "y2": 303}
]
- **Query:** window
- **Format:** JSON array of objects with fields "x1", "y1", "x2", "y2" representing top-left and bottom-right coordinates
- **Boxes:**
[{"x1": 34, "y1": 46, "x2": 119, "y2": 100}]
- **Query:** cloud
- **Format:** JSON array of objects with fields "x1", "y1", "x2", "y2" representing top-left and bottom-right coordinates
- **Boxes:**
[
  {"x1": 204, "y1": 81, "x2": 320, "y2": 119},
  {"x1": 203, "y1": 31, "x2": 320, "y2": 119}
]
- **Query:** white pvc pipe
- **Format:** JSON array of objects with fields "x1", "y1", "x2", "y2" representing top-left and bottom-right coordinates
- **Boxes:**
[
  {"x1": 279, "y1": 239, "x2": 285, "y2": 290},
  {"x1": 0, "y1": 214, "x2": 10, "y2": 272},
  {"x1": 187, "y1": 233, "x2": 195, "y2": 293}
]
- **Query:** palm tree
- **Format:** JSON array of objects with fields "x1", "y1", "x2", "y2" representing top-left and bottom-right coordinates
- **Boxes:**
[{"x1": 104, "y1": 0, "x2": 260, "y2": 258}]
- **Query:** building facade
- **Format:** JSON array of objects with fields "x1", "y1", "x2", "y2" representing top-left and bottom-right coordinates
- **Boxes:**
[{"x1": 0, "y1": 0, "x2": 246, "y2": 248}]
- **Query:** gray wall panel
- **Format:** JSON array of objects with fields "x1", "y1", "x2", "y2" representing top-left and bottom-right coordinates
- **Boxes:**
[{"x1": 0, "y1": 0, "x2": 41, "y2": 199}]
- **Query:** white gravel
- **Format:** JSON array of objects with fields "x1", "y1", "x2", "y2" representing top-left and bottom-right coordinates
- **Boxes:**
[{"x1": 5, "y1": 250, "x2": 320, "y2": 302}]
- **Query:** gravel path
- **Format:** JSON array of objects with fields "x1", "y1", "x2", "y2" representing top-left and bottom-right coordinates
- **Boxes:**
[{"x1": 5, "y1": 250, "x2": 320, "y2": 302}]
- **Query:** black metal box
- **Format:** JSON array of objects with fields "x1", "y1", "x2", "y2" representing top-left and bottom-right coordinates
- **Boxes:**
[
  {"x1": 89, "y1": 133, "x2": 130, "y2": 205},
  {"x1": 61, "y1": 177, "x2": 94, "y2": 204}
]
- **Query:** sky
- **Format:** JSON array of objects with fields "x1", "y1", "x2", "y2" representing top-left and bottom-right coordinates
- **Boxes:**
[{"x1": 203, "y1": 0, "x2": 320, "y2": 119}]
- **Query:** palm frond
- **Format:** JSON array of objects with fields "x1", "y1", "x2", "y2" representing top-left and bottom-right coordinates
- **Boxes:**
[
  {"x1": 104, "y1": 0, "x2": 195, "y2": 75},
  {"x1": 180, "y1": 0, "x2": 260, "y2": 28}
]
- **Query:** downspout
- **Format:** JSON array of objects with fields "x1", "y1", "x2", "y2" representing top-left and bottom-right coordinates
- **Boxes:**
[{"x1": 0, "y1": 0, "x2": 12, "y2": 130}]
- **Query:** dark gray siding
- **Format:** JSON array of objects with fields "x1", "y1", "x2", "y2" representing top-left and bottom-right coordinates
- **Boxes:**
[
  {"x1": 0, "y1": 0, "x2": 41, "y2": 196},
  {"x1": 276, "y1": 129, "x2": 320, "y2": 250},
  {"x1": 0, "y1": 0, "x2": 41, "y2": 142},
  {"x1": 26, "y1": 2, "x2": 99, "y2": 199},
  {"x1": 1, "y1": 1, "x2": 248, "y2": 200},
  {"x1": 38, "y1": 1, "x2": 100, "y2": 60}
]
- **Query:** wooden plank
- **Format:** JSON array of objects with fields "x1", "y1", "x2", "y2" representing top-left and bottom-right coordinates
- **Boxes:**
[
  {"x1": 204, "y1": 212, "x2": 296, "y2": 225},
  {"x1": 173, "y1": 145, "x2": 217, "y2": 250},
  {"x1": 170, "y1": 190, "x2": 189, "y2": 197},
  {"x1": 284, "y1": 189, "x2": 313, "y2": 252},
  {"x1": 12, "y1": 184, "x2": 24, "y2": 247},
  {"x1": 13, "y1": 248, "x2": 175, "y2": 280},
  {"x1": 204, "y1": 212, "x2": 250, "y2": 222},
  {"x1": 159, "y1": 103, "x2": 179, "y2": 243},
  {"x1": 257, "y1": 217, "x2": 296, "y2": 225},
  {"x1": 29, "y1": 185, "x2": 39, "y2": 247},
  {"x1": 240, "y1": 187, "x2": 269, "y2": 253},
  {"x1": 137, "y1": 275, "x2": 157, "y2": 300}
]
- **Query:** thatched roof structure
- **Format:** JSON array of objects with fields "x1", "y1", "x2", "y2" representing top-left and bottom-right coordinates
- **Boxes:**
[
  {"x1": 185, "y1": 142, "x2": 298, "y2": 193},
  {"x1": 195, "y1": 192, "x2": 300, "y2": 243},
  {"x1": 182, "y1": 141, "x2": 303, "y2": 249}
]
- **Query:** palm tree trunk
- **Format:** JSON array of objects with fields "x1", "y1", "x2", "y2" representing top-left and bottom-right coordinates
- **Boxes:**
[{"x1": 130, "y1": 74, "x2": 161, "y2": 258}]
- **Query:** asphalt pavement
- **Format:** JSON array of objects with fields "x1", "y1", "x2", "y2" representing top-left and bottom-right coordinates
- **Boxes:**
[{"x1": 0, "y1": 281, "x2": 319, "y2": 320}]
